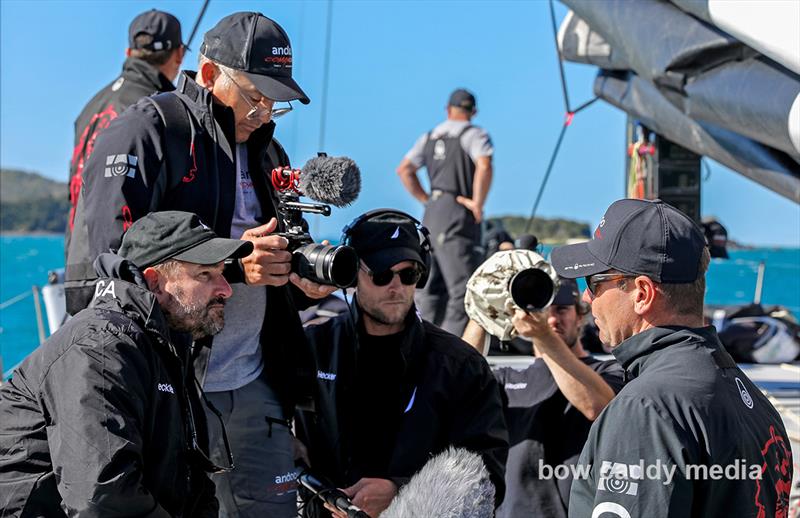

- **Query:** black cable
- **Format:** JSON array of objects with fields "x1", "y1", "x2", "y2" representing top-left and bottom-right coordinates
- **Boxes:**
[
  {"x1": 548, "y1": 0, "x2": 571, "y2": 114},
  {"x1": 185, "y1": 0, "x2": 211, "y2": 50},
  {"x1": 525, "y1": 121, "x2": 570, "y2": 232},
  {"x1": 572, "y1": 95, "x2": 599, "y2": 115}
]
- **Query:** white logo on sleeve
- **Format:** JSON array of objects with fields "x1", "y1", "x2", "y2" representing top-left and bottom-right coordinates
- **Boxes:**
[
  {"x1": 591, "y1": 502, "x2": 632, "y2": 518},
  {"x1": 735, "y1": 377, "x2": 754, "y2": 409},
  {"x1": 158, "y1": 383, "x2": 175, "y2": 394},
  {"x1": 93, "y1": 280, "x2": 117, "y2": 300},
  {"x1": 317, "y1": 370, "x2": 336, "y2": 381},
  {"x1": 598, "y1": 461, "x2": 642, "y2": 496},
  {"x1": 104, "y1": 154, "x2": 138, "y2": 178}
]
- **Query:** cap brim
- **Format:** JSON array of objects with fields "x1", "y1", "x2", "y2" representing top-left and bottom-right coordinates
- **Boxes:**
[
  {"x1": 173, "y1": 237, "x2": 254, "y2": 265},
  {"x1": 550, "y1": 242, "x2": 610, "y2": 279},
  {"x1": 362, "y1": 247, "x2": 424, "y2": 273},
  {"x1": 244, "y1": 71, "x2": 311, "y2": 105}
]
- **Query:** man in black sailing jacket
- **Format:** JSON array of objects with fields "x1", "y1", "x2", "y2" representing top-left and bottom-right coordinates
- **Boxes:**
[
  {"x1": 551, "y1": 198, "x2": 793, "y2": 517},
  {"x1": 0, "y1": 211, "x2": 253, "y2": 517},
  {"x1": 66, "y1": 9, "x2": 184, "y2": 250},
  {"x1": 296, "y1": 210, "x2": 509, "y2": 518},
  {"x1": 66, "y1": 12, "x2": 336, "y2": 517}
]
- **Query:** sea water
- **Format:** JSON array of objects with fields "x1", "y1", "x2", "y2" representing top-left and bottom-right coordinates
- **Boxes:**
[{"x1": 1, "y1": 235, "x2": 799, "y2": 377}]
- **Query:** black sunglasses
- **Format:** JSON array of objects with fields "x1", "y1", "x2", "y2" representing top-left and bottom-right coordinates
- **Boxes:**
[
  {"x1": 586, "y1": 273, "x2": 634, "y2": 299},
  {"x1": 187, "y1": 377, "x2": 235, "y2": 474},
  {"x1": 361, "y1": 265, "x2": 422, "y2": 287}
]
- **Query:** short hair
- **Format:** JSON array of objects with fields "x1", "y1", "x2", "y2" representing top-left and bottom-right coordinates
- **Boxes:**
[
  {"x1": 129, "y1": 34, "x2": 177, "y2": 66},
  {"x1": 655, "y1": 246, "x2": 710, "y2": 316},
  {"x1": 197, "y1": 53, "x2": 242, "y2": 87},
  {"x1": 150, "y1": 258, "x2": 182, "y2": 278}
]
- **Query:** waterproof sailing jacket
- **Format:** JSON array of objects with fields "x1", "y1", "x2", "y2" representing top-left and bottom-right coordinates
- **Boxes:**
[
  {"x1": 0, "y1": 254, "x2": 217, "y2": 517},
  {"x1": 569, "y1": 326, "x2": 793, "y2": 517},
  {"x1": 67, "y1": 58, "x2": 175, "y2": 250},
  {"x1": 65, "y1": 71, "x2": 314, "y2": 416},
  {"x1": 296, "y1": 305, "x2": 509, "y2": 515}
]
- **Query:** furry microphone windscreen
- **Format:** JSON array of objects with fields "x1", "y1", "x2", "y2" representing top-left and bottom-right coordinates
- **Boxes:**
[
  {"x1": 382, "y1": 448, "x2": 495, "y2": 518},
  {"x1": 299, "y1": 156, "x2": 361, "y2": 207}
]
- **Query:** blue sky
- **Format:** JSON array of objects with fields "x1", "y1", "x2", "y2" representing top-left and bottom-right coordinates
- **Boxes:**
[{"x1": 1, "y1": 0, "x2": 798, "y2": 247}]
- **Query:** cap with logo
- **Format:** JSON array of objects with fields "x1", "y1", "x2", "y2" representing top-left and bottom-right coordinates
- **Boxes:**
[
  {"x1": 346, "y1": 214, "x2": 425, "y2": 274},
  {"x1": 448, "y1": 88, "x2": 477, "y2": 111},
  {"x1": 551, "y1": 198, "x2": 707, "y2": 283},
  {"x1": 129, "y1": 9, "x2": 183, "y2": 51},
  {"x1": 200, "y1": 12, "x2": 310, "y2": 105},
  {"x1": 119, "y1": 211, "x2": 254, "y2": 269}
]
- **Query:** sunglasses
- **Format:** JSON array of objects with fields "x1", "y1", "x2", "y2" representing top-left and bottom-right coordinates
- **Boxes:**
[
  {"x1": 361, "y1": 265, "x2": 423, "y2": 287},
  {"x1": 187, "y1": 377, "x2": 235, "y2": 474},
  {"x1": 586, "y1": 273, "x2": 634, "y2": 299},
  {"x1": 220, "y1": 69, "x2": 293, "y2": 121}
]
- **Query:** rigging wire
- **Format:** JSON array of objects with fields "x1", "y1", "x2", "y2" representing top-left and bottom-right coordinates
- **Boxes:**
[
  {"x1": 185, "y1": 0, "x2": 211, "y2": 50},
  {"x1": 318, "y1": 0, "x2": 334, "y2": 152},
  {"x1": 524, "y1": 0, "x2": 599, "y2": 232}
]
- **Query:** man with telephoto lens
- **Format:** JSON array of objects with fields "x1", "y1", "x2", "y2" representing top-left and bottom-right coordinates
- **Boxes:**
[
  {"x1": 66, "y1": 12, "x2": 337, "y2": 517},
  {"x1": 296, "y1": 210, "x2": 509, "y2": 518},
  {"x1": 552, "y1": 198, "x2": 793, "y2": 517},
  {"x1": 0, "y1": 211, "x2": 253, "y2": 517}
]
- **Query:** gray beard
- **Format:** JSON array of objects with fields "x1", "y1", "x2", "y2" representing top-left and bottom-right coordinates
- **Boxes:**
[{"x1": 161, "y1": 290, "x2": 225, "y2": 340}]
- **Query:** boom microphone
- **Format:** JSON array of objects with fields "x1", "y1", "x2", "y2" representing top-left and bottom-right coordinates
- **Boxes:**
[
  {"x1": 299, "y1": 156, "x2": 361, "y2": 207},
  {"x1": 381, "y1": 448, "x2": 495, "y2": 518}
]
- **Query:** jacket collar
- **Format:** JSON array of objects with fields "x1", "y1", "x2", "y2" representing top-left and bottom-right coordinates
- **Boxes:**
[
  {"x1": 91, "y1": 253, "x2": 173, "y2": 346},
  {"x1": 612, "y1": 325, "x2": 722, "y2": 380},
  {"x1": 122, "y1": 57, "x2": 175, "y2": 93},
  {"x1": 353, "y1": 299, "x2": 427, "y2": 375}
]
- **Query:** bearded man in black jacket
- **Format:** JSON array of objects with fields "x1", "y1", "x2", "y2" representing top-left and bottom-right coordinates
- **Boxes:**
[
  {"x1": 297, "y1": 210, "x2": 509, "y2": 518},
  {"x1": 0, "y1": 211, "x2": 253, "y2": 517}
]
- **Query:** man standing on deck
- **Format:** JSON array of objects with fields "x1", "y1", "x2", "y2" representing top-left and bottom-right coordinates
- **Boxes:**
[
  {"x1": 66, "y1": 9, "x2": 185, "y2": 251},
  {"x1": 396, "y1": 88, "x2": 494, "y2": 336},
  {"x1": 553, "y1": 198, "x2": 793, "y2": 517},
  {"x1": 65, "y1": 12, "x2": 336, "y2": 517}
]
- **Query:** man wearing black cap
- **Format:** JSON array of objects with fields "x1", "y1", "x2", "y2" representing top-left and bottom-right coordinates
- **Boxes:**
[
  {"x1": 296, "y1": 210, "x2": 508, "y2": 518},
  {"x1": 549, "y1": 199, "x2": 793, "y2": 517},
  {"x1": 66, "y1": 12, "x2": 332, "y2": 517},
  {"x1": 66, "y1": 9, "x2": 185, "y2": 251},
  {"x1": 396, "y1": 88, "x2": 495, "y2": 337},
  {"x1": 0, "y1": 211, "x2": 253, "y2": 517}
]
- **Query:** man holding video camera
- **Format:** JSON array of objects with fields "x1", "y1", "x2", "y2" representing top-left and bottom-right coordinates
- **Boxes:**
[
  {"x1": 296, "y1": 210, "x2": 509, "y2": 518},
  {"x1": 66, "y1": 12, "x2": 336, "y2": 517},
  {"x1": 463, "y1": 263, "x2": 624, "y2": 518}
]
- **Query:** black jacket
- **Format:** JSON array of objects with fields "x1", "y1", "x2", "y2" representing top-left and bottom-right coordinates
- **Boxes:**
[
  {"x1": 67, "y1": 58, "x2": 175, "y2": 249},
  {"x1": 569, "y1": 326, "x2": 793, "y2": 517},
  {"x1": 296, "y1": 305, "x2": 509, "y2": 514},
  {"x1": 66, "y1": 71, "x2": 313, "y2": 415},
  {"x1": 0, "y1": 254, "x2": 216, "y2": 518}
]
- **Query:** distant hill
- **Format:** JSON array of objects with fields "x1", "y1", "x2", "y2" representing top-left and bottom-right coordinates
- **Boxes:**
[
  {"x1": 1, "y1": 169, "x2": 69, "y2": 233},
  {"x1": 488, "y1": 215, "x2": 591, "y2": 244}
]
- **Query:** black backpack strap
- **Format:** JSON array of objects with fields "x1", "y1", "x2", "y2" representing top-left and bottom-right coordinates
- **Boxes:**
[
  {"x1": 144, "y1": 93, "x2": 194, "y2": 199},
  {"x1": 457, "y1": 124, "x2": 473, "y2": 138}
]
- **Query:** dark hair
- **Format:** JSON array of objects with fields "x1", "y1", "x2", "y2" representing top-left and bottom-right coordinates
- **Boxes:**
[
  {"x1": 656, "y1": 246, "x2": 710, "y2": 317},
  {"x1": 129, "y1": 34, "x2": 177, "y2": 66}
]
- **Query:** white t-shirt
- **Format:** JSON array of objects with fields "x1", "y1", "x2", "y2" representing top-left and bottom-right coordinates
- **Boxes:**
[{"x1": 404, "y1": 119, "x2": 494, "y2": 168}]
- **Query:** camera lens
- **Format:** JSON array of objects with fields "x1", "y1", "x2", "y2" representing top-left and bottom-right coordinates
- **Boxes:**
[
  {"x1": 509, "y1": 268, "x2": 556, "y2": 311},
  {"x1": 292, "y1": 243, "x2": 359, "y2": 288}
]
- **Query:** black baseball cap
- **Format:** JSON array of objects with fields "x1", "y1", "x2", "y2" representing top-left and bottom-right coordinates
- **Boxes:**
[
  {"x1": 346, "y1": 213, "x2": 425, "y2": 274},
  {"x1": 200, "y1": 12, "x2": 310, "y2": 104},
  {"x1": 551, "y1": 199, "x2": 706, "y2": 283},
  {"x1": 448, "y1": 88, "x2": 476, "y2": 111},
  {"x1": 129, "y1": 10, "x2": 183, "y2": 51},
  {"x1": 119, "y1": 211, "x2": 253, "y2": 269},
  {"x1": 552, "y1": 278, "x2": 580, "y2": 306}
]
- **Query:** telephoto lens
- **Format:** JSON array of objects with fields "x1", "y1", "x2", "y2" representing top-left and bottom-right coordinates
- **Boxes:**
[
  {"x1": 292, "y1": 243, "x2": 359, "y2": 288},
  {"x1": 509, "y1": 268, "x2": 557, "y2": 311}
]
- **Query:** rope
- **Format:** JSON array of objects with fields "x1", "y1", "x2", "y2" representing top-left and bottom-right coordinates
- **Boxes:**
[{"x1": 0, "y1": 290, "x2": 32, "y2": 311}]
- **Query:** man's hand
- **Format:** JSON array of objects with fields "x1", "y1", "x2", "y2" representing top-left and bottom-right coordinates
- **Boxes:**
[
  {"x1": 512, "y1": 309, "x2": 554, "y2": 341},
  {"x1": 240, "y1": 218, "x2": 292, "y2": 286},
  {"x1": 330, "y1": 477, "x2": 397, "y2": 518},
  {"x1": 289, "y1": 273, "x2": 338, "y2": 299},
  {"x1": 455, "y1": 195, "x2": 483, "y2": 223}
]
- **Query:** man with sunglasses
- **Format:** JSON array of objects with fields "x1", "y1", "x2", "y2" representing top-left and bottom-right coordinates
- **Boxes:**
[
  {"x1": 296, "y1": 210, "x2": 509, "y2": 518},
  {"x1": 66, "y1": 12, "x2": 336, "y2": 517},
  {"x1": 0, "y1": 211, "x2": 253, "y2": 517},
  {"x1": 549, "y1": 199, "x2": 792, "y2": 517}
]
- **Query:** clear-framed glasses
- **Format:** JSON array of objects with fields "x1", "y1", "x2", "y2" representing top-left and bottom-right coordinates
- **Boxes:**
[
  {"x1": 220, "y1": 69, "x2": 293, "y2": 120},
  {"x1": 586, "y1": 273, "x2": 635, "y2": 299}
]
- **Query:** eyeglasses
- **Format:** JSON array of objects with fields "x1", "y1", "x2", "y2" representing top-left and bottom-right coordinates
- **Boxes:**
[
  {"x1": 220, "y1": 69, "x2": 293, "y2": 121},
  {"x1": 586, "y1": 273, "x2": 634, "y2": 299},
  {"x1": 187, "y1": 377, "x2": 234, "y2": 474},
  {"x1": 361, "y1": 265, "x2": 423, "y2": 287}
]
